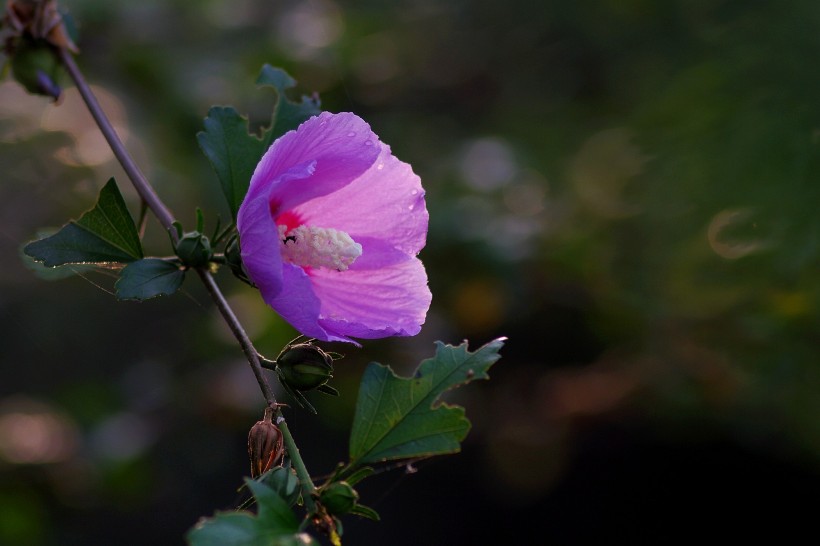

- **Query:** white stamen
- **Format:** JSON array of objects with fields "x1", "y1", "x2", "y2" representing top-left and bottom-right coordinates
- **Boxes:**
[{"x1": 278, "y1": 224, "x2": 362, "y2": 271}]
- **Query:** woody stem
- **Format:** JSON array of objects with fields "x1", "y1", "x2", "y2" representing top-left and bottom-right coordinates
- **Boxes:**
[{"x1": 58, "y1": 48, "x2": 178, "y2": 242}]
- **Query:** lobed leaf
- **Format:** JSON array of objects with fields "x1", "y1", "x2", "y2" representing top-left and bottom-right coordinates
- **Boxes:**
[
  {"x1": 115, "y1": 258, "x2": 185, "y2": 301},
  {"x1": 186, "y1": 481, "x2": 315, "y2": 546},
  {"x1": 197, "y1": 66, "x2": 321, "y2": 220},
  {"x1": 197, "y1": 107, "x2": 266, "y2": 220},
  {"x1": 186, "y1": 513, "x2": 265, "y2": 546},
  {"x1": 348, "y1": 338, "x2": 505, "y2": 468},
  {"x1": 256, "y1": 65, "x2": 322, "y2": 149},
  {"x1": 23, "y1": 178, "x2": 143, "y2": 267}
]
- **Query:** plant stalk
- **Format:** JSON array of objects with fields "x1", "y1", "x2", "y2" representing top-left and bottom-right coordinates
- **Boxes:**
[
  {"x1": 197, "y1": 269, "x2": 276, "y2": 406},
  {"x1": 58, "y1": 48, "x2": 279, "y2": 408},
  {"x1": 278, "y1": 417, "x2": 317, "y2": 513},
  {"x1": 55, "y1": 45, "x2": 328, "y2": 505},
  {"x1": 58, "y1": 48, "x2": 178, "y2": 242}
]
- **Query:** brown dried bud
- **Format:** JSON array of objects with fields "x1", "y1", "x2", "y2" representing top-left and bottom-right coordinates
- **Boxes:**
[
  {"x1": 3, "y1": 0, "x2": 79, "y2": 53},
  {"x1": 247, "y1": 406, "x2": 284, "y2": 478}
]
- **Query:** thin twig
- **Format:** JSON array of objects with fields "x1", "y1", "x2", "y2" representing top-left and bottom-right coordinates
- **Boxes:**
[
  {"x1": 59, "y1": 49, "x2": 277, "y2": 406},
  {"x1": 58, "y1": 48, "x2": 178, "y2": 242},
  {"x1": 278, "y1": 418, "x2": 317, "y2": 513},
  {"x1": 197, "y1": 269, "x2": 276, "y2": 406}
]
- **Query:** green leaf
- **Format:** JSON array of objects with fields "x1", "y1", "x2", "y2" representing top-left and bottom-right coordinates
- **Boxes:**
[
  {"x1": 187, "y1": 513, "x2": 267, "y2": 546},
  {"x1": 256, "y1": 65, "x2": 322, "y2": 149},
  {"x1": 245, "y1": 479, "x2": 299, "y2": 532},
  {"x1": 19, "y1": 244, "x2": 101, "y2": 280},
  {"x1": 197, "y1": 66, "x2": 321, "y2": 220},
  {"x1": 23, "y1": 178, "x2": 143, "y2": 267},
  {"x1": 261, "y1": 466, "x2": 300, "y2": 506},
  {"x1": 197, "y1": 107, "x2": 266, "y2": 220},
  {"x1": 187, "y1": 481, "x2": 316, "y2": 546},
  {"x1": 348, "y1": 338, "x2": 505, "y2": 467},
  {"x1": 115, "y1": 258, "x2": 185, "y2": 301}
]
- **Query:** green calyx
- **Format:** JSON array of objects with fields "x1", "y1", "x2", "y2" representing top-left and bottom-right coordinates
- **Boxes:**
[
  {"x1": 225, "y1": 235, "x2": 252, "y2": 285},
  {"x1": 318, "y1": 481, "x2": 359, "y2": 516}
]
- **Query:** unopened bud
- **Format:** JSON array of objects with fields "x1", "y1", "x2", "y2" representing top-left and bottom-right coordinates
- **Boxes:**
[
  {"x1": 318, "y1": 481, "x2": 359, "y2": 516},
  {"x1": 276, "y1": 343, "x2": 334, "y2": 392},
  {"x1": 247, "y1": 407, "x2": 284, "y2": 478},
  {"x1": 175, "y1": 231, "x2": 212, "y2": 268},
  {"x1": 10, "y1": 37, "x2": 61, "y2": 100}
]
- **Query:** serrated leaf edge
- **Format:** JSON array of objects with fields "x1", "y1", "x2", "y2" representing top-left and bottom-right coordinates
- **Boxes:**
[{"x1": 349, "y1": 338, "x2": 505, "y2": 466}]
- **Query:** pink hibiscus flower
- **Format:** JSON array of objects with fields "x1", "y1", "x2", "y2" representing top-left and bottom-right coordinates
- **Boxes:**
[{"x1": 236, "y1": 112, "x2": 431, "y2": 343}]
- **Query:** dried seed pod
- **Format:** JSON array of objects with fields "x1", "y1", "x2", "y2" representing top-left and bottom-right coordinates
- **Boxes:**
[
  {"x1": 3, "y1": 0, "x2": 79, "y2": 53},
  {"x1": 247, "y1": 406, "x2": 284, "y2": 478}
]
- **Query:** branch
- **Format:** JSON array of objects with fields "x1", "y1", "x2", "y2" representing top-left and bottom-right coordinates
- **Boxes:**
[
  {"x1": 197, "y1": 269, "x2": 276, "y2": 406},
  {"x1": 58, "y1": 48, "x2": 178, "y2": 242},
  {"x1": 58, "y1": 48, "x2": 277, "y2": 407}
]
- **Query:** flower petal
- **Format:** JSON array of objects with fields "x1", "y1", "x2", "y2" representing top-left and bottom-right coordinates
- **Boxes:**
[
  {"x1": 238, "y1": 161, "x2": 316, "y2": 299},
  {"x1": 263, "y1": 264, "x2": 351, "y2": 343},
  {"x1": 236, "y1": 111, "x2": 432, "y2": 343},
  {"x1": 312, "y1": 256, "x2": 431, "y2": 339},
  {"x1": 254, "y1": 112, "x2": 381, "y2": 214},
  {"x1": 292, "y1": 144, "x2": 428, "y2": 256}
]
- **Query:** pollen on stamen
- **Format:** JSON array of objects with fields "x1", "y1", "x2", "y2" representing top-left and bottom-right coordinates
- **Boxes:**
[{"x1": 278, "y1": 225, "x2": 362, "y2": 271}]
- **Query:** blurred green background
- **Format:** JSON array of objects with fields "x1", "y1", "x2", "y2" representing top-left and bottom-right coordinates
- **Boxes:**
[{"x1": 2, "y1": 0, "x2": 820, "y2": 544}]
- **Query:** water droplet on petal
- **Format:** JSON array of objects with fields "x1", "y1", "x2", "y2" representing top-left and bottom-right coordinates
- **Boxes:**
[
  {"x1": 410, "y1": 189, "x2": 418, "y2": 195},
  {"x1": 408, "y1": 204, "x2": 415, "y2": 210},
  {"x1": 364, "y1": 140, "x2": 373, "y2": 146},
  {"x1": 377, "y1": 163, "x2": 384, "y2": 170},
  {"x1": 347, "y1": 131, "x2": 356, "y2": 137}
]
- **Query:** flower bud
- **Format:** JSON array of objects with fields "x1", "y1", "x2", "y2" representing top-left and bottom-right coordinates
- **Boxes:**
[
  {"x1": 247, "y1": 407, "x2": 284, "y2": 478},
  {"x1": 175, "y1": 231, "x2": 212, "y2": 268},
  {"x1": 9, "y1": 37, "x2": 62, "y2": 100},
  {"x1": 276, "y1": 343, "x2": 334, "y2": 392},
  {"x1": 318, "y1": 481, "x2": 359, "y2": 516}
]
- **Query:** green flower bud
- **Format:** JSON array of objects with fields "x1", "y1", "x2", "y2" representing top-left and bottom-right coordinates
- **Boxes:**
[
  {"x1": 175, "y1": 231, "x2": 212, "y2": 268},
  {"x1": 276, "y1": 343, "x2": 334, "y2": 392},
  {"x1": 10, "y1": 37, "x2": 62, "y2": 99},
  {"x1": 319, "y1": 481, "x2": 359, "y2": 516}
]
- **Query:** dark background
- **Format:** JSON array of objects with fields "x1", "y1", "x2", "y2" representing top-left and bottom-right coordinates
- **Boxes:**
[{"x1": 2, "y1": 0, "x2": 819, "y2": 544}]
